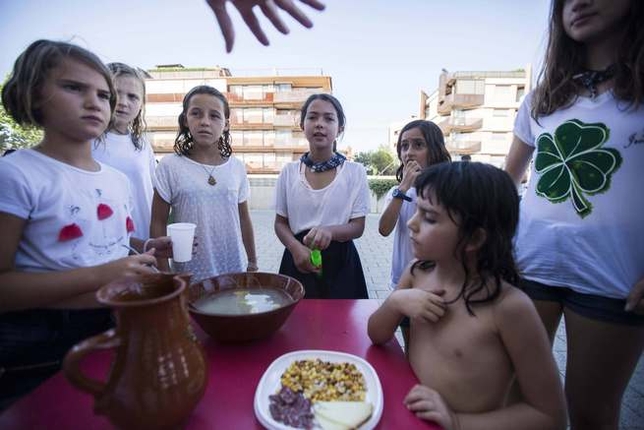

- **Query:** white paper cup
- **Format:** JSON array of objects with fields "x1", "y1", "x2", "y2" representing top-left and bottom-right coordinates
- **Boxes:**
[{"x1": 167, "y1": 223, "x2": 196, "y2": 263}]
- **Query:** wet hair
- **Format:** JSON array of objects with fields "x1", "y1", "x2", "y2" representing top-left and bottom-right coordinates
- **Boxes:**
[
  {"x1": 2, "y1": 39, "x2": 116, "y2": 128},
  {"x1": 174, "y1": 85, "x2": 232, "y2": 157},
  {"x1": 395, "y1": 120, "x2": 451, "y2": 183},
  {"x1": 532, "y1": 0, "x2": 644, "y2": 118},
  {"x1": 411, "y1": 161, "x2": 520, "y2": 316},
  {"x1": 107, "y1": 62, "x2": 147, "y2": 150},
  {"x1": 299, "y1": 93, "x2": 346, "y2": 152}
]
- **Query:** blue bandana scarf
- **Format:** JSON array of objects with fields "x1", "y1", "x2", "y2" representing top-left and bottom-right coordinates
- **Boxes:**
[{"x1": 300, "y1": 152, "x2": 346, "y2": 172}]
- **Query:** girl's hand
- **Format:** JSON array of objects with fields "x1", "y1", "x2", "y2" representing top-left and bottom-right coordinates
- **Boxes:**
[
  {"x1": 393, "y1": 288, "x2": 446, "y2": 323},
  {"x1": 626, "y1": 277, "x2": 644, "y2": 315},
  {"x1": 145, "y1": 236, "x2": 173, "y2": 258},
  {"x1": 292, "y1": 243, "x2": 319, "y2": 274},
  {"x1": 247, "y1": 260, "x2": 259, "y2": 272},
  {"x1": 303, "y1": 226, "x2": 332, "y2": 250},
  {"x1": 105, "y1": 253, "x2": 159, "y2": 279},
  {"x1": 404, "y1": 384, "x2": 459, "y2": 430},
  {"x1": 400, "y1": 160, "x2": 422, "y2": 192}
]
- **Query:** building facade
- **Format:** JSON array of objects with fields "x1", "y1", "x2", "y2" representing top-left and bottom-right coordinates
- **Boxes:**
[
  {"x1": 415, "y1": 67, "x2": 532, "y2": 166},
  {"x1": 144, "y1": 65, "x2": 333, "y2": 174}
]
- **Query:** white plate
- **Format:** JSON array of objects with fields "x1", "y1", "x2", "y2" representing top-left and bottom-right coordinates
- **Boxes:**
[{"x1": 254, "y1": 350, "x2": 383, "y2": 430}]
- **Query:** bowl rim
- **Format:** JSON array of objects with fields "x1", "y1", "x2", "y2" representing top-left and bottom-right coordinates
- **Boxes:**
[{"x1": 187, "y1": 272, "x2": 303, "y2": 317}]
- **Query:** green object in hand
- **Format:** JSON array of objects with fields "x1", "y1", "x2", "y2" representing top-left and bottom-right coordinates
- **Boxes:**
[{"x1": 310, "y1": 249, "x2": 323, "y2": 276}]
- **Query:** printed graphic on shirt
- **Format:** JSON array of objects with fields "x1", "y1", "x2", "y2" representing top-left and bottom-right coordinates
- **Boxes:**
[
  {"x1": 534, "y1": 119, "x2": 622, "y2": 218},
  {"x1": 57, "y1": 189, "x2": 129, "y2": 260}
]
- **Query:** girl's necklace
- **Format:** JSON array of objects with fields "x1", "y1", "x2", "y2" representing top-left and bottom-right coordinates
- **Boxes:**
[
  {"x1": 572, "y1": 64, "x2": 616, "y2": 99},
  {"x1": 198, "y1": 162, "x2": 217, "y2": 186}
]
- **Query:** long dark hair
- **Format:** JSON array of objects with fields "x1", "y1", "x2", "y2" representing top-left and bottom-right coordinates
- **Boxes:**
[
  {"x1": 174, "y1": 85, "x2": 232, "y2": 157},
  {"x1": 411, "y1": 162, "x2": 520, "y2": 316},
  {"x1": 395, "y1": 120, "x2": 451, "y2": 183},
  {"x1": 107, "y1": 62, "x2": 147, "y2": 150},
  {"x1": 299, "y1": 93, "x2": 346, "y2": 152},
  {"x1": 532, "y1": 0, "x2": 644, "y2": 118}
]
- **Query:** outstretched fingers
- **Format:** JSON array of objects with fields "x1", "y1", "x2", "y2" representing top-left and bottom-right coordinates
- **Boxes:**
[{"x1": 208, "y1": 0, "x2": 237, "y2": 52}]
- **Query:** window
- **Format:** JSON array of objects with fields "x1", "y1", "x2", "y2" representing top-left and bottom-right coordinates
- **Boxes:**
[
  {"x1": 516, "y1": 85, "x2": 526, "y2": 102},
  {"x1": 492, "y1": 109, "x2": 510, "y2": 117}
]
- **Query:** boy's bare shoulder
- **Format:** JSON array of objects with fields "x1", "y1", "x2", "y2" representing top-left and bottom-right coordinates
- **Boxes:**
[{"x1": 493, "y1": 281, "x2": 539, "y2": 321}]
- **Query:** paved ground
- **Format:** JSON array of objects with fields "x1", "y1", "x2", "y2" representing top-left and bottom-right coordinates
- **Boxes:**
[{"x1": 250, "y1": 209, "x2": 644, "y2": 429}]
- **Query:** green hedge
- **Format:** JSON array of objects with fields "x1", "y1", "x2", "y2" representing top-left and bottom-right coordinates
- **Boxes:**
[{"x1": 368, "y1": 178, "x2": 398, "y2": 200}]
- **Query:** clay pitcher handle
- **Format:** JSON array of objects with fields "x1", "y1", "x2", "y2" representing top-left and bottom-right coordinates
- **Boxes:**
[{"x1": 63, "y1": 328, "x2": 121, "y2": 397}]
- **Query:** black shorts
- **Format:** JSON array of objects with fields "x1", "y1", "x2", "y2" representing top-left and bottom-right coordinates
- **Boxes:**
[{"x1": 520, "y1": 279, "x2": 644, "y2": 326}]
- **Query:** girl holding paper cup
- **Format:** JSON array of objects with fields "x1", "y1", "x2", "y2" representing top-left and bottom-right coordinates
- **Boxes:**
[{"x1": 150, "y1": 86, "x2": 257, "y2": 282}]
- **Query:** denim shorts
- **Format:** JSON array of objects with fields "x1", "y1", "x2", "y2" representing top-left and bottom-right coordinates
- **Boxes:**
[{"x1": 520, "y1": 279, "x2": 644, "y2": 326}]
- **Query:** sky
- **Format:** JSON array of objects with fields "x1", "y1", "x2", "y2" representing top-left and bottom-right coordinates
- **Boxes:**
[{"x1": 1, "y1": 0, "x2": 551, "y2": 153}]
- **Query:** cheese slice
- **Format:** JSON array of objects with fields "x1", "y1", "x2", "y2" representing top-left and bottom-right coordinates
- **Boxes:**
[{"x1": 314, "y1": 401, "x2": 373, "y2": 430}]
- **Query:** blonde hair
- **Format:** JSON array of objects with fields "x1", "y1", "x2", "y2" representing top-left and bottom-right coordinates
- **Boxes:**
[{"x1": 107, "y1": 62, "x2": 148, "y2": 150}]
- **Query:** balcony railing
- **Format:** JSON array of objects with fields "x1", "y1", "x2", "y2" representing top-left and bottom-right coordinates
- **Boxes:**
[
  {"x1": 437, "y1": 93, "x2": 484, "y2": 115},
  {"x1": 146, "y1": 115, "x2": 179, "y2": 129},
  {"x1": 445, "y1": 140, "x2": 482, "y2": 154},
  {"x1": 438, "y1": 117, "x2": 483, "y2": 134},
  {"x1": 273, "y1": 89, "x2": 319, "y2": 103}
]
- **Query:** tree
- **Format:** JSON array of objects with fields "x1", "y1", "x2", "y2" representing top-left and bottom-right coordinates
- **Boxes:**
[
  {"x1": 0, "y1": 82, "x2": 42, "y2": 153},
  {"x1": 354, "y1": 145, "x2": 396, "y2": 176}
]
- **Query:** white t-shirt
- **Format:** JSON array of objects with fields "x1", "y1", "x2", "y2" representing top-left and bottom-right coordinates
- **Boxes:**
[
  {"x1": 92, "y1": 132, "x2": 156, "y2": 240},
  {"x1": 383, "y1": 186, "x2": 417, "y2": 288},
  {"x1": 154, "y1": 154, "x2": 250, "y2": 283},
  {"x1": 0, "y1": 149, "x2": 133, "y2": 272},
  {"x1": 514, "y1": 91, "x2": 644, "y2": 299},
  {"x1": 274, "y1": 161, "x2": 369, "y2": 234}
]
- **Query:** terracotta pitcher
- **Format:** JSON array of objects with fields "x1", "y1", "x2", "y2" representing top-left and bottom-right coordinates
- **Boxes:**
[{"x1": 63, "y1": 273, "x2": 207, "y2": 429}]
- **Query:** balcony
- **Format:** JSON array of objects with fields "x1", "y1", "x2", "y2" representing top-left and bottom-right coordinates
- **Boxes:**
[
  {"x1": 226, "y1": 92, "x2": 274, "y2": 105},
  {"x1": 273, "y1": 114, "x2": 299, "y2": 128},
  {"x1": 146, "y1": 115, "x2": 179, "y2": 130},
  {"x1": 445, "y1": 140, "x2": 482, "y2": 154},
  {"x1": 273, "y1": 89, "x2": 319, "y2": 106},
  {"x1": 437, "y1": 93, "x2": 484, "y2": 115},
  {"x1": 437, "y1": 117, "x2": 483, "y2": 134}
]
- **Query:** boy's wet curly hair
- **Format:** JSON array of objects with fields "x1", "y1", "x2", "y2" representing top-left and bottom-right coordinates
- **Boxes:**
[{"x1": 412, "y1": 161, "x2": 520, "y2": 316}]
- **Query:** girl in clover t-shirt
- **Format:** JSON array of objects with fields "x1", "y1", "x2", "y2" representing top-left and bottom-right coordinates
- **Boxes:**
[{"x1": 505, "y1": 0, "x2": 644, "y2": 427}]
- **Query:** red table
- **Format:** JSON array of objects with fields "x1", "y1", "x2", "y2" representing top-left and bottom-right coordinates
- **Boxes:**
[{"x1": 0, "y1": 299, "x2": 439, "y2": 429}]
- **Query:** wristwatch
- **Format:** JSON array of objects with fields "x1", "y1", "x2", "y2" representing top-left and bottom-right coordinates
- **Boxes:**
[{"x1": 392, "y1": 188, "x2": 412, "y2": 202}]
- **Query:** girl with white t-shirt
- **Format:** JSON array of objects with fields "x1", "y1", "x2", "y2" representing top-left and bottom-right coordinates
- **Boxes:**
[
  {"x1": 151, "y1": 85, "x2": 257, "y2": 283},
  {"x1": 274, "y1": 93, "x2": 370, "y2": 299},
  {"x1": 378, "y1": 119, "x2": 451, "y2": 349},
  {"x1": 505, "y1": 0, "x2": 644, "y2": 427},
  {"x1": 92, "y1": 62, "x2": 156, "y2": 241},
  {"x1": 0, "y1": 40, "x2": 170, "y2": 409}
]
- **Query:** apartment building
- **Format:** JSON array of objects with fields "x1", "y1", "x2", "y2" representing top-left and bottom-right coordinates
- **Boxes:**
[
  {"x1": 144, "y1": 65, "x2": 333, "y2": 174},
  {"x1": 416, "y1": 67, "x2": 532, "y2": 167}
]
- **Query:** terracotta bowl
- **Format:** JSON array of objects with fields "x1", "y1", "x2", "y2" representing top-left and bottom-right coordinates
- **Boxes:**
[{"x1": 186, "y1": 272, "x2": 304, "y2": 343}]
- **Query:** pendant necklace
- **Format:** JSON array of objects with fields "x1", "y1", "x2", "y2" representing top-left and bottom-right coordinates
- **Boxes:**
[
  {"x1": 198, "y1": 163, "x2": 217, "y2": 186},
  {"x1": 572, "y1": 64, "x2": 616, "y2": 99}
]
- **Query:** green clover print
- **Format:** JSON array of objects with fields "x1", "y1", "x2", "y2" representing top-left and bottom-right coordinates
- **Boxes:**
[{"x1": 534, "y1": 119, "x2": 622, "y2": 218}]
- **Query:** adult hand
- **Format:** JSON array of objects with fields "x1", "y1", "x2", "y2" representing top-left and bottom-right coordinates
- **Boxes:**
[
  {"x1": 206, "y1": 0, "x2": 326, "y2": 52},
  {"x1": 404, "y1": 384, "x2": 460, "y2": 430},
  {"x1": 625, "y1": 277, "x2": 644, "y2": 315}
]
